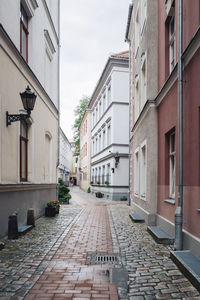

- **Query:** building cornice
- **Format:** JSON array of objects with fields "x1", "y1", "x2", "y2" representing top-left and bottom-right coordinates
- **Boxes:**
[
  {"x1": 88, "y1": 57, "x2": 129, "y2": 108},
  {"x1": 131, "y1": 100, "x2": 156, "y2": 134},
  {"x1": 156, "y1": 26, "x2": 200, "y2": 107},
  {"x1": 91, "y1": 143, "x2": 129, "y2": 160}
]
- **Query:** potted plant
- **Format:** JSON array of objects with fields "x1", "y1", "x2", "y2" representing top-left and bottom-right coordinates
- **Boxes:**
[
  {"x1": 96, "y1": 181, "x2": 100, "y2": 185},
  {"x1": 90, "y1": 181, "x2": 94, "y2": 185},
  {"x1": 54, "y1": 200, "x2": 60, "y2": 213},
  {"x1": 58, "y1": 178, "x2": 72, "y2": 204},
  {"x1": 95, "y1": 191, "x2": 104, "y2": 198},
  {"x1": 104, "y1": 181, "x2": 109, "y2": 186},
  {"x1": 45, "y1": 201, "x2": 56, "y2": 217}
]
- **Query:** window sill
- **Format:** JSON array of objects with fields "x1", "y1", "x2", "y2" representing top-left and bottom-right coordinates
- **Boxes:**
[{"x1": 164, "y1": 198, "x2": 175, "y2": 205}]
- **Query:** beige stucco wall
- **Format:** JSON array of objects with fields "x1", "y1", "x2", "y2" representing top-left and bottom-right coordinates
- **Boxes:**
[
  {"x1": 79, "y1": 110, "x2": 91, "y2": 192},
  {"x1": 131, "y1": 106, "x2": 157, "y2": 220},
  {"x1": 0, "y1": 38, "x2": 58, "y2": 184}
]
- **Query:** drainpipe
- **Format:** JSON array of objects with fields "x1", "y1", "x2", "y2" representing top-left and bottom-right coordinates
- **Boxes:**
[
  {"x1": 56, "y1": 0, "x2": 61, "y2": 198},
  {"x1": 127, "y1": 40, "x2": 131, "y2": 206},
  {"x1": 174, "y1": 0, "x2": 183, "y2": 250}
]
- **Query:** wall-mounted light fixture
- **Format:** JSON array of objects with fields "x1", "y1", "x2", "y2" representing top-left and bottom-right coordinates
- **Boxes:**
[
  {"x1": 6, "y1": 86, "x2": 37, "y2": 126},
  {"x1": 111, "y1": 168, "x2": 115, "y2": 173},
  {"x1": 114, "y1": 152, "x2": 120, "y2": 168}
]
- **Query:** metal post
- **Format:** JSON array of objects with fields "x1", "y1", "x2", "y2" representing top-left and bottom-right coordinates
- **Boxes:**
[{"x1": 175, "y1": 0, "x2": 183, "y2": 250}]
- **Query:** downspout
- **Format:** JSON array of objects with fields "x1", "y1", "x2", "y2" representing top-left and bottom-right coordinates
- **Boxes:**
[
  {"x1": 127, "y1": 40, "x2": 131, "y2": 206},
  {"x1": 174, "y1": 0, "x2": 183, "y2": 250},
  {"x1": 125, "y1": 3, "x2": 133, "y2": 207},
  {"x1": 56, "y1": 0, "x2": 61, "y2": 197}
]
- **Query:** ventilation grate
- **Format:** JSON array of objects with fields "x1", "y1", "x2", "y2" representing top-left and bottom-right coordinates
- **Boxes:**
[{"x1": 86, "y1": 253, "x2": 121, "y2": 265}]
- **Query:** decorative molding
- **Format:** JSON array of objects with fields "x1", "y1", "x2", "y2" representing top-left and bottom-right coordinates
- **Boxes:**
[
  {"x1": 42, "y1": 0, "x2": 59, "y2": 44},
  {"x1": 21, "y1": 0, "x2": 38, "y2": 17},
  {"x1": 44, "y1": 29, "x2": 56, "y2": 54}
]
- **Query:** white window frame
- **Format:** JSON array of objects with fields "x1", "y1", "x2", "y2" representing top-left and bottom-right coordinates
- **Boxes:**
[
  {"x1": 107, "y1": 123, "x2": 111, "y2": 146},
  {"x1": 134, "y1": 147, "x2": 140, "y2": 197},
  {"x1": 141, "y1": 52, "x2": 147, "y2": 109},
  {"x1": 169, "y1": 131, "x2": 175, "y2": 198},
  {"x1": 140, "y1": 140, "x2": 147, "y2": 200},
  {"x1": 135, "y1": 5, "x2": 140, "y2": 58},
  {"x1": 134, "y1": 74, "x2": 139, "y2": 121},
  {"x1": 169, "y1": 15, "x2": 175, "y2": 73}
]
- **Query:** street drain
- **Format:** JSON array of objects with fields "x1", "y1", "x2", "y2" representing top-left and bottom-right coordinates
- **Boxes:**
[{"x1": 86, "y1": 253, "x2": 121, "y2": 265}]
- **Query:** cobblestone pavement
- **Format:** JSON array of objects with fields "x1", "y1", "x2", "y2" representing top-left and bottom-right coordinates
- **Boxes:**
[
  {"x1": 108, "y1": 205, "x2": 200, "y2": 300},
  {"x1": 0, "y1": 187, "x2": 200, "y2": 300}
]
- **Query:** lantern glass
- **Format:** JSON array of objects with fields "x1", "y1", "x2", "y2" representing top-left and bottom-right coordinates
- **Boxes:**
[{"x1": 20, "y1": 86, "x2": 36, "y2": 112}]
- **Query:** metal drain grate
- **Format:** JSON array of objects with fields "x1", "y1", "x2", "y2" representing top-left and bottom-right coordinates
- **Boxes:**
[{"x1": 86, "y1": 253, "x2": 121, "y2": 265}]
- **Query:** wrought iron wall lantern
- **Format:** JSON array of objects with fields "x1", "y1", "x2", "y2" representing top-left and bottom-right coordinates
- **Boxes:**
[
  {"x1": 114, "y1": 152, "x2": 120, "y2": 168},
  {"x1": 6, "y1": 86, "x2": 37, "y2": 126}
]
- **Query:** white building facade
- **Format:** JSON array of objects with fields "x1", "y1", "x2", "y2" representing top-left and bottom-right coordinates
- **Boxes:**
[
  {"x1": 0, "y1": 0, "x2": 60, "y2": 237},
  {"x1": 58, "y1": 128, "x2": 72, "y2": 186},
  {"x1": 79, "y1": 109, "x2": 91, "y2": 192},
  {"x1": 90, "y1": 52, "x2": 129, "y2": 201}
]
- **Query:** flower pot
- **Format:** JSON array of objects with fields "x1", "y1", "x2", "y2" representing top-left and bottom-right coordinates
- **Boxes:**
[{"x1": 45, "y1": 207, "x2": 56, "y2": 217}]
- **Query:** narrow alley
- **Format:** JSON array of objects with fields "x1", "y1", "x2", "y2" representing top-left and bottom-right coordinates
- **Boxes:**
[{"x1": 0, "y1": 188, "x2": 199, "y2": 300}]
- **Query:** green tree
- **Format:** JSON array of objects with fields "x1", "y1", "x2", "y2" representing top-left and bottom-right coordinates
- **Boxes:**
[{"x1": 73, "y1": 96, "x2": 90, "y2": 147}]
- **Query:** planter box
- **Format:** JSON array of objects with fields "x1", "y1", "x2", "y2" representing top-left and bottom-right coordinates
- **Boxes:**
[
  {"x1": 45, "y1": 207, "x2": 56, "y2": 217},
  {"x1": 95, "y1": 193, "x2": 104, "y2": 198}
]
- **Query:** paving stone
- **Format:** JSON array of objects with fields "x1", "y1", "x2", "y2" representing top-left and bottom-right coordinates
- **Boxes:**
[{"x1": 0, "y1": 187, "x2": 200, "y2": 300}]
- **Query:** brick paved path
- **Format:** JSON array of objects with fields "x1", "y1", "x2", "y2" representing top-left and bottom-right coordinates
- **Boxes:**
[
  {"x1": 23, "y1": 188, "x2": 118, "y2": 300},
  {"x1": 0, "y1": 187, "x2": 200, "y2": 300}
]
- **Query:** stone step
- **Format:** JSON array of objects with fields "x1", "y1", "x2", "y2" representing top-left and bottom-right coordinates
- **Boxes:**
[
  {"x1": 129, "y1": 213, "x2": 144, "y2": 223},
  {"x1": 147, "y1": 226, "x2": 174, "y2": 245},
  {"x1": 18, "y1": 225, "x2": 33, "y2": 236},
  {"x1": 170, "y1": 250, "x2": 200, "y2": 292}
]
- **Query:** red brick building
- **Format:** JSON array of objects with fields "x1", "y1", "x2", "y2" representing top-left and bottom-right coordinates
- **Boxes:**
[{"x1": 157, "y1": 0, "x2": 200, "y2": 256}]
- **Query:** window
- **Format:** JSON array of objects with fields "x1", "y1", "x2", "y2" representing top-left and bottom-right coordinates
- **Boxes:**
[
  {"x1": 140, "y1": 142, "x2": 146, "y2": 198},
  {"x1": 99, "y1": 134, "x2": 101, "y2": 152},
  {"x1": 20, "y1": 120, "x2": 28, "y2": 181},
  {"x1": 102, "y1": 165, "x2": 105, "y2": 184},
  {"x1": 102, "y1": 129, "x2": 106, "y2": 149},
  {"x1": 134, "y1": 75, "x2": 139, "y2": 121},
  {"x1": 99, "y1": 101, "x2": 102, "y2": 118},
  {"x1": 169, "y1": 131, "x2": 175, "y2": 198},
  {"x1": 92, "y1": 140, "x2": 95, "y2": 156},
  {"x1": 134, "y1": 148, "x2": 139, "y2": 196},
  {"x1": 96, "y1": 107, "x2": 98, "y2": 123},
  {"x1": 20, "y1": 4, "x2": 29, "y2": 62},
  {"x1": 135, "y1": 7, "x2": 140, "y2": 57},
  {"x1": 107, "y1": 164, "x2": 110, "y2": 183},
  {"x1": 93, "y1": 112, "x2": 95, "y2": 127},
  {"x1": 103, "y1": 93, "x2": 106, "y2": 112},
  {"x1": 96, "y1": 137, "x2": 98, "y2": 154},
  {"x1": 107, "y1": 86, "x2": 111, "y2": 105},
  {"x1": 99, "y1": 167, "x2": 101, "y2": 183},
  {"x1": 141, "y1": 0, "x2": 147, "y2": 33},
  {"x1": 141, "y1": 53, "x2": 147, "y2": 108},
  {"x1": 107, "y1": 124, "x2": 111, "y2": 146},
  {"x1": 169, "y1": 16, "x2": 175, "y2": 72}
]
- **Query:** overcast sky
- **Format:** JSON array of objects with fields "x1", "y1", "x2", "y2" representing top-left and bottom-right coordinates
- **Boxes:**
[{"x1": 60, "y1": 0, "x2": 131, "y2": 140}]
